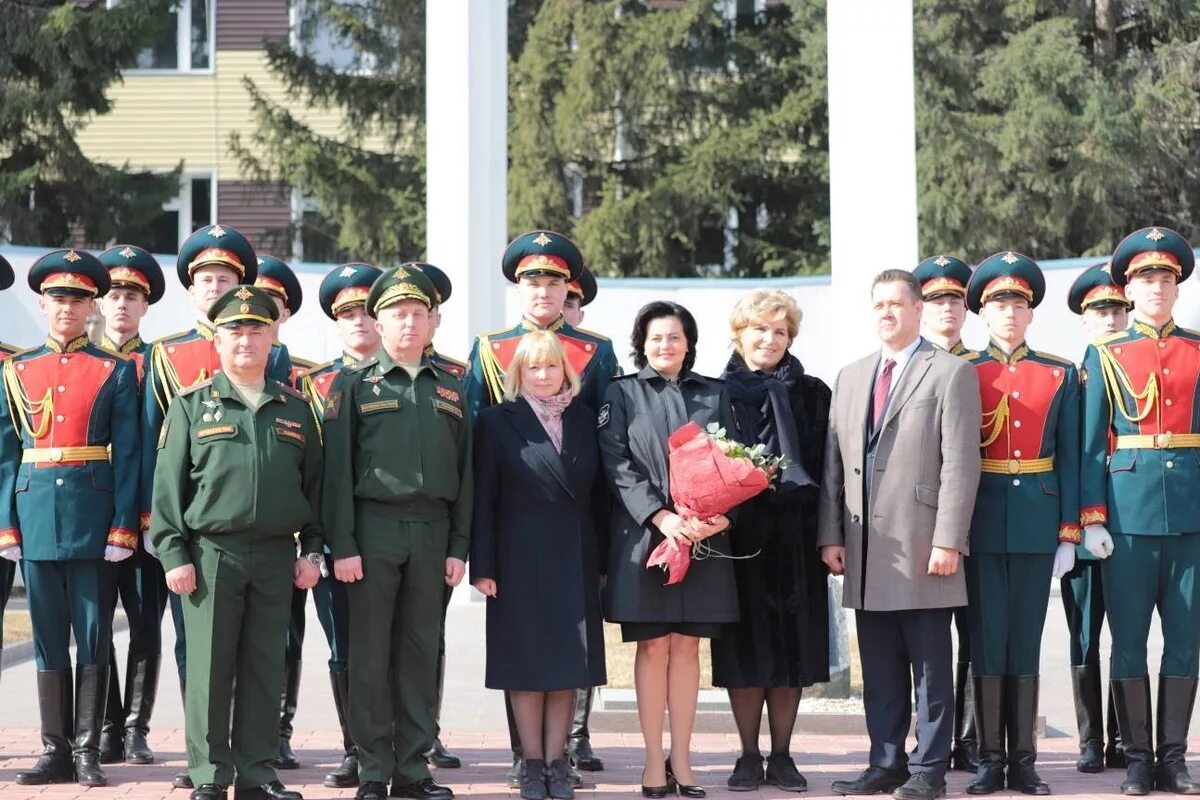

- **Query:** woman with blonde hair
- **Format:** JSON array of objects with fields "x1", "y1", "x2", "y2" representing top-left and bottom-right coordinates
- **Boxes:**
[
  {"x1": 710, "y1": 289, "x2": 831, "y2": 792},
  {"x1": 470, "y1": 330, "x2": 607, "y2": 800}
]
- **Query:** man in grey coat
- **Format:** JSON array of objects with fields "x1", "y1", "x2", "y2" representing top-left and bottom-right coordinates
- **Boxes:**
[{"x1": 818, "y1": 269, "x2": 982, "y2": 800}]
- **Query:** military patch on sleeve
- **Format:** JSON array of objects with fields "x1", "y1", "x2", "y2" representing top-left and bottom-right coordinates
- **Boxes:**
[
  {"x1": 157, "y1": 419, "x2": 170, "y2": 450},
  {"x1": 324, "y1": 390, "x2": 342, "y2": 421},
  {"x1": 196, "y1": 424, "x2": 236, "y2": 439},
  {"x1": 275, "y1": 427, "x2": 306, "y2": 445},
  {"x1": 597, "y1": 402, "x2": 611, "y2": 429},
  {"x1": 434, "y1": 399, "x2": 463, "y2": 419}
]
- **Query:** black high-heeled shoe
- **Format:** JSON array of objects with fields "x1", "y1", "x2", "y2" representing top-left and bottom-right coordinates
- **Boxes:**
[
  {"x1": 641, "y1": 766, "x2": 670, "y2": 799},
  {"x1": 666, "y1": 756, "x2": 707, "y2": 798}
]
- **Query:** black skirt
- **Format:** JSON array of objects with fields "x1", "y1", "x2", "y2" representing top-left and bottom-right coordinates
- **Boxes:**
[{"x1": 621, "y1": 621, "x2": 726, "y2": 642}]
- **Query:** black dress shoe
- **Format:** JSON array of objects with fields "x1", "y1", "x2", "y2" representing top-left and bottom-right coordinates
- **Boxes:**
[
  {"x1": 665, "y1": 757, "x2": 705, "y2": 798},
  {"x1": 237, "y1": 781, "x2": 303, "y2": 800},
  {"x1": 893, "y1": 773, "x2": 946, "y2": 800},
  {"x1": 425, "y1": 738, "x2": 461, "y2": 769},
  {"x1": 766, "y1": 753, "x2": 808, "y2": 792},
  {"x1": 1006, "y1": 765, "x2": 1050, "y2": 796},
  {"x1": 191, "y1": 785, "x2": 229, "y2": 800},
  {"x1": 273, "y1": 738, "x2": 301, "y2": 770},
  {"x1": 832, "y1": 766, "x2": 909, "y2": 796},
  {"x1": 1122, "y1": 761, "x2": 1155, "y2": 796},
  {"x1": 175, "y1": 770, "x2": 196, "y2": 789},
  {"x1": 642, "y1": 768, "x2": 670, "y2": 799},
  {"x1": 356, "y1": 781, "x2": 389, "y2": 800},
  {"x1": 568, "y1": 737, "x2": 603, "y2": 772},
  {"x1": 1077, "y1": 739, "x2": 1105, "y2": 774},
  {"x1": 124, "y1": 728, "x2": 155, "y2": 764},
  {"x1": 390, "y1": 777, "x2": 454, "y2": 799},
  {"x1": 508, "y1": 755, "x2": 525, "y2": 788},
  {"x1": 14, "y1": 755, "x2": 74, "y2": 785},
  {"x1": 727, "y1": 754, "x2": 764, "y2": 791},
  {"x1": 326, "y1": 751, "x2": 361, "y2": 788},
  {"x1": 99, "y1": 729, "x2": 124, "y2": 764}
]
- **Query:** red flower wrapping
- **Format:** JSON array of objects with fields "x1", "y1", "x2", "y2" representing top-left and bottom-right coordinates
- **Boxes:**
[{"x1": 646, "y1": 421, "x2": 773, "y2": 585}]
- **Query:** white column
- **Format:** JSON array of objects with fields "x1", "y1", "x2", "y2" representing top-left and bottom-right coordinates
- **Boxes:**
[
  {"x1": 827, "y1": 0, "x2": 919, "y2": 362},
  {"x1": 425, "y1": 0, "x2": 508, "y2": 363}
]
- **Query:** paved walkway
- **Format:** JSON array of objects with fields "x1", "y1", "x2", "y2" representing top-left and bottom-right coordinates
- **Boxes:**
[{"x1": 0, "y1": 590, "x2": 1190, "y2": 798}]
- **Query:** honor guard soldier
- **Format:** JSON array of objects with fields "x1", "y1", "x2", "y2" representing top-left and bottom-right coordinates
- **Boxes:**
[
  {"x1": 142, "y1": 224, "x2": 272, "y2": 790},
  {"x1": 256, "y1": 254, "x2": 305, "y2": 389},
  {"x1": 0, "y1": 249, "x2": 141, "y2": 788},
  {"x1": 914, "y1": 254, "x2": 978, "y2": 772},
  {"x1": 255, "y1": 254, "x2": 313, "y2": 771},
  {"x1": 563, "y1": 267, "x2": 597, "y2": 328},
  {"x1": 95, "y1": 244, "x2": 166, "y2": 766},
  {"x1": 1080, "y1": 227, "x2": 1200, "y2": 796},
  {"x1": 1063, "y1": 264, "x2": 1130, "y2": 774},
  {"x1": 149, "y1": 285, "x2": 323, "y2": 800},
  {"x1": 0, "y1": 253, "x2": 18, "y2": 683},
  {"x1": 410, "y1": 261, "x2": 464, "y2": 770},
  {"x1": 962, "y1": 253, "x2": 1081, "y2": 797},
  {"x1": 322, "y1": 266, "x2": 472, "y2": 800},
  {"x1": 464, "y1": 231, "x2": 617, "y2": 785},
  {"x1": 283, "y1": 261, "x2": 385, "y2": 791}
]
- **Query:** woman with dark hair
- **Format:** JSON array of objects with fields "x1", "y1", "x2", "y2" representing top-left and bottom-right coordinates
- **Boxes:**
[
  {"x1": 710, "y1": 290, "x2": 831, "y2": 792},
  {"x1": 599, "y1": 300, "x2": 738, "y2": 799}
]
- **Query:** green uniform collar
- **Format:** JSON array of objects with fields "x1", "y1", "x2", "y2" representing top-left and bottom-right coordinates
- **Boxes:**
[
  {"x1": 101, "y1": 333, "x2": 144, "y2": 354},
  {"x1": 210, "y1": 371, "x2": 291, "y2": 406},
  {"x1": 1132, "y1": 317, "x2": 1177, "y2": 339},
  {"x1": 374, "y1": 349, "x2": 436, "y2": 379},
  {"x1": 520, "y1": 314, "x2": 565, "y2": 333},
  {"x1": 986, "y1": 341, "x2": 1030, "y2": 365},
  {"x1": 46, "y1": 334, "x2": 90, "y2": 354}
]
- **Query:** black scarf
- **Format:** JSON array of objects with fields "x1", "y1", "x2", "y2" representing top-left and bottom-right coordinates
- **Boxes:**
[{"x1": 722, "y1": 351, "x2": 815, "y2": 493}]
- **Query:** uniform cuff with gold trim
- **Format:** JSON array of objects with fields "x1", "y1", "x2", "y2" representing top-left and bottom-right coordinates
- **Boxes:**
[
  {"x1": 108, "y1": 527, "x2": 139, "y2": 551},
  {"x1": 0, "y1": 527, "x2": 21, "y2": 549},
  {"x1": 1080, "y1": 506, "x2": 1107, "y2": 526},
  {"x1": 1058, "y1": 523, "x2": 1082, "y2": 544},
  {"x1": 139, "y1": 511, "x2": 151, "y2": 532}
]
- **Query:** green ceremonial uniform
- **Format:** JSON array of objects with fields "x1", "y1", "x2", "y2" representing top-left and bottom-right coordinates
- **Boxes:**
[
  {"x1": 148, "y1": 287, "x2": 323, "y2": 792},
  {"x1": 321, "y1": 266, "x2": 472, "y2": 786}
]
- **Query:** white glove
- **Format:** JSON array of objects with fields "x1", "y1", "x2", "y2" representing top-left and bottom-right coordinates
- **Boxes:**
[
  {"x1": 1084, "y1": 524, "x2": 1114, "y2": 560},
  {"x1": 142, "y1": 532, "x2": 157, "y2": 558},
  {"x1": 0, "y1": 546, "x2": 20, "y2": 562},
  {"x1": 104, "y1": 546, "x2": 134, "y2": 563},
  {"x1": 1052, "y1": 541, "x2": 1077, "y2": 579}
]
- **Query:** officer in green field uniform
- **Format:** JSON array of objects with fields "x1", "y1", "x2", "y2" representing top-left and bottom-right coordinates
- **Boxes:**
[
  {"x1": 95, "y1": 244, "x2": 167, "y2": 766},
  {"x1": 0, "y1": 254, "x2": 19, "y2": 684},
  {"x1": 411, "y1": 261, "x2": 465, "y2": 771},
  {"x1": 149, "y1": 285, "x2": 323, "y2": 800},
  {"x1": 913, "y1": 254, "x2": 979, "y2": 773},
  {"x1": 962, "y1": 253, "x2": 1081, "y2": 797},
  {"x1": 322, "y1": 265, "x2": 472, "y2": 800},
  {"x1": 1080, "y1": 227, "x2": 1200, "y2": 796},
  {"x1": 1063, "y1": 264, "x2": 1130, "y2": 775},
  {"x1": 1, "y1": 250, "x2": 141, "y2": 788}
]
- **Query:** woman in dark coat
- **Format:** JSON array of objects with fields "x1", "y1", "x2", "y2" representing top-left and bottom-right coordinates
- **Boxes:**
[
  {"x1": 471, "y1": 330, "x2": 607, "y2": 800},
  {"x1": 599, "y1": 301, "x2": 737, "y2": 798},
  {"x1": 709, "y1": 290, "x2": 831, "y2": 793}
]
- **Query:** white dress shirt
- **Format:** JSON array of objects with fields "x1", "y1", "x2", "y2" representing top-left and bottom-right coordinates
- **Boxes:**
[{"x1": 875, "y1": 335, "x2": 924, "y2": 398}]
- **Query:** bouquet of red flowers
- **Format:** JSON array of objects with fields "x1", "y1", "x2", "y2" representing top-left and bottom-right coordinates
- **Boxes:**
[{"x1": 646, "y1": 421, "x2": 787, "y2": 585}]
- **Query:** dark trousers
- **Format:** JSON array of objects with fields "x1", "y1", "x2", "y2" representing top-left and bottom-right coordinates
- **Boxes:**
[
  {"x1": 1103, "y1": 533, "x2": 1200, "y2": 679},
  {"x1": 169, "y1": 591, "x2": 187, "y2": 680},
  {"x1": 24, "y1": 559, "x2": 118, "y2": 670},
  {"x1": 1061, "y1": 559, "x2": 1105, "y2": 667},
  {"x1": 114, "y1": 547, "x2": 167, "y2": 658},
  {"x1": 856, "y1": 608, "x2": 954, "y2": 778},
  {"x1": 0, "y1": 558, "x2": 14, "y2": 642},
  {"x1": 965, "y1": 553, "x2": 1053, "y2": 676},
  {"x1": 286, "y1": 555, "x2": 350, "y2": 671}
]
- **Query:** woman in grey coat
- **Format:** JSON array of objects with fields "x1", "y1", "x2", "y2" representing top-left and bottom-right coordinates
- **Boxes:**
[{"x1": 598, "y1": 301, "x2": 738, "y2": 798}]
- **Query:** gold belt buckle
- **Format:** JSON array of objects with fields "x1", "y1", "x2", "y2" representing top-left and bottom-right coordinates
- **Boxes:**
[
  {"x1": 1007, "y1": 459, "x2": 1020, "y2": 475},
  {"x1": 49, "y1": 447, "x2": 63, "y2": 463},
  {"x1": 1155, "y1": 433, "x2": 1172, "y2": 449}
]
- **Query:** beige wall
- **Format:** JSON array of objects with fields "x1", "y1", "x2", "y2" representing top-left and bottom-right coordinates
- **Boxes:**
[{"x1": 74, "y1": 50, "x2": 377, "y2": 178}]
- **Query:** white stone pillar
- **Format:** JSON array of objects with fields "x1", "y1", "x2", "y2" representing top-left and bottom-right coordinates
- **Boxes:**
[
  {"x1": 425, "y1": 0, "x2": 508, "y2": 363},
  {"x1": 827, "y1": 0, "x2": 919, "y2": 362}
]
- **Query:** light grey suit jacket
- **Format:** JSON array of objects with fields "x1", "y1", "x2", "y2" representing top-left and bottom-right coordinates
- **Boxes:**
[{"x1": 817, "y1": 339, "x2": 982, "y2": 611}]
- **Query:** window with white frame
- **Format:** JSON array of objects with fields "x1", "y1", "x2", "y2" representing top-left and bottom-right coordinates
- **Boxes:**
[
  {"x1": 145, "y1": 174, "x2": 215, "y2": 255},
  {"x1": 109, "y1": 0, "x2": 213, "y2": 73}
]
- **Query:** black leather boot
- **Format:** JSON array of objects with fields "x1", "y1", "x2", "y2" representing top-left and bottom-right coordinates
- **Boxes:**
[
  {"x1": 99, "y1": 656, "x2": 124, "y2": 764},
  {"x1": 506, "y1": 692, "x2": 524, "y2": 788},
  {"x1": 1112, "y1": 677, "x2": 1154, "y2": 795},
  {"x1": 16, "y1": 668, "x2": 75, "y2": 785},
  {"x1": 273, "y1": 661, "x2": 301, "y2": 769},
  {"x1": 1155, "y1": 675, "x2": 1200, "y2": 794},
  {"x1": 965, "y1": 676, "x2": 1005, "y2": 795},
  {"x1": 74, "y1": 664, "x2": 109, "y2": 787},
  {"x1": 123, "y1": 652, "x2": 159, "y2": 764},
  {"x1": 951, "y1": 660, "x2": 979, "y2": 772},
  {"x1": 1005, "y1": 676, "x2": 1049, "y2": 795},
  {"x1": 1072, "y1": 665, "x2": 1105, "y2": 773},
  {"x1": 173, "y1": 676, "x2": 193, "y2": 789},
  {"x1": 1106, "y1": 687, "x2": 1127, "y2": 768},
  {"x1": 568, "y1": 687, "x2": 603, "y2": 771},
  {"x1": 324, "y1": 670, "x2": 359, "y2": 788}
]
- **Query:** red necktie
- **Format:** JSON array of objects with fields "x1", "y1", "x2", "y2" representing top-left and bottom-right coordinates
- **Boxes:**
[{"x1": 873, "y1": 358, "x2": 895, "y2": 430}]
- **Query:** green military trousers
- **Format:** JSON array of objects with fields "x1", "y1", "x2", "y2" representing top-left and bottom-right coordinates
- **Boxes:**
[
  {"x1": 182, "y1": 536, "x2": 294, "y2": 789},
  {"x1": 348, "y1": 510, "x2": 449, "y2": 784},
  {"x1": 1103, "y1": 533, "x2": 1200, "y2": 679},
  {"x1": 965, "y1": 553, "x2": 1054, "y2": 676}
]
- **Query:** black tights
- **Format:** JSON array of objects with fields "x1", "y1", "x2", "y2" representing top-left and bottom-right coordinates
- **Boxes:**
[
  {"x1": 511, "y1": 689, "x2": 574, "y2": 761},
  {"x1": 727, "y1": 687, "x2": 803, "y2": 757}
]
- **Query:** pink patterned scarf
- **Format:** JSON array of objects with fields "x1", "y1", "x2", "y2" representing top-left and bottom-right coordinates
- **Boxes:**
[{"x1": 521, "y1": 385, "x2": 574, "y2": 453}]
